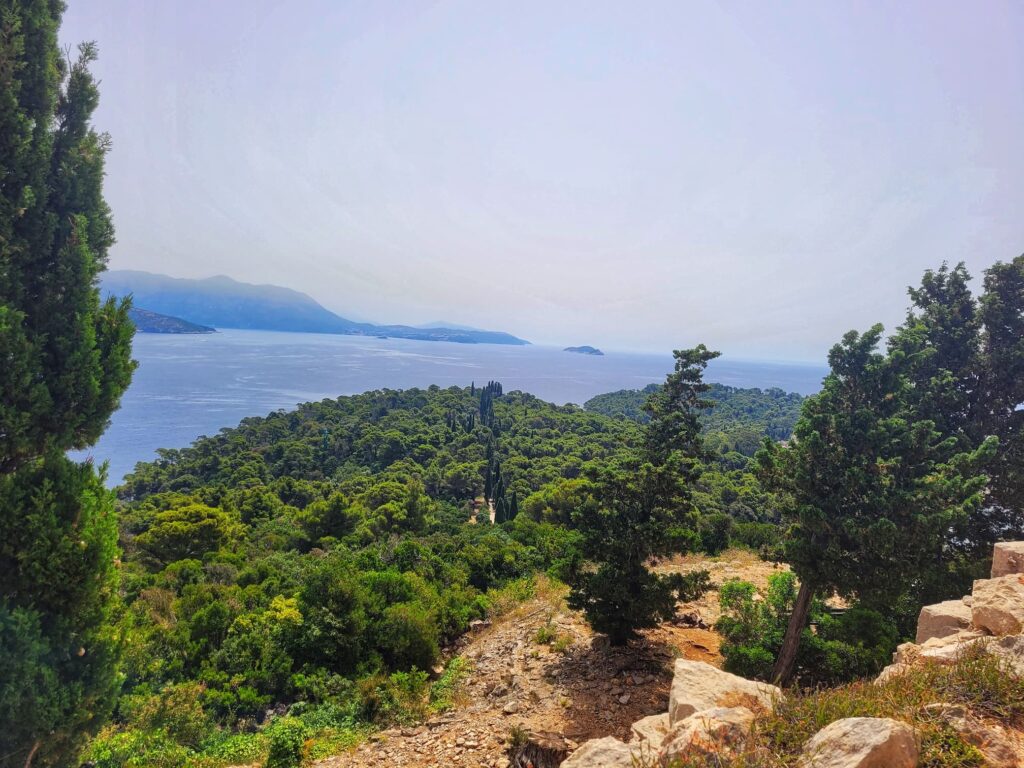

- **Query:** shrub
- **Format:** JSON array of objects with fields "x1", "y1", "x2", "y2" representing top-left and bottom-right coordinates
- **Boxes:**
[
  {"x1": 698, "y1": 513, "x2": 734, "y2": 555},
  {"x1": 716, "y1": 573, "x2": 897, "y2": 686},
  {"x1": 732, "y1": 521, "x2": 782, "y2": 553},
  {"x1": 429, "y1": 657, "x2": 470, "y2": 712},
  {"x1": 265, "y1": 716, "x2": 308, "y2": 768}
]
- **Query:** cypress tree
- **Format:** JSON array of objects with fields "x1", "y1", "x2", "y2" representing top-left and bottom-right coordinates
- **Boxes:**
[
  {"x1": 567, "y1": 347, "x2": 716, "y2": 644},
  {"x1": 0, "y1": 4, "x2": 135, "y2": 765}
]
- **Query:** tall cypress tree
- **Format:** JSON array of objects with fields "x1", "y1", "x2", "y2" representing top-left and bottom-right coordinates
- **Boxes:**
[{"x1": 0, "y1": 3, "x2": 135, "y2": 765}]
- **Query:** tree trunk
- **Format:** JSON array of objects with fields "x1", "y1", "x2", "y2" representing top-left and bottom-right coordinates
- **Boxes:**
[
  {"x1": 23, "y1": 739, "x2": 40, "y2": 768},
  {"x1": 772, "y1": 580, "x2": 814, "y2": 686}
]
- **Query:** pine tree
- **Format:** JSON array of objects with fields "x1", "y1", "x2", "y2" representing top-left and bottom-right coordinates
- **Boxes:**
[
  {"x1": 758, "y1": 325, "x2": 992, "y2": 684},
  {"x1": 567, "y1": 347, "x2": 717, "y2": 644},
  {"x1": 0, "y1": 5, "x2": 135, "y2": 765}
]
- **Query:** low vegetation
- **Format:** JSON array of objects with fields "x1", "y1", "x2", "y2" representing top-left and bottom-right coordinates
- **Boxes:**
[{"x1": 655, "y1": 651, "x2": 1023, "y2": 767}]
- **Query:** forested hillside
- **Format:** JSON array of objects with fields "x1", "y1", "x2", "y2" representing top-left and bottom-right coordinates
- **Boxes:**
[
  {"x1": 80, "y1": 381, "x2": 785, "y2": 765},
  {"x1": 585, "y1": 382, "x2": 804, "y2": 455}
]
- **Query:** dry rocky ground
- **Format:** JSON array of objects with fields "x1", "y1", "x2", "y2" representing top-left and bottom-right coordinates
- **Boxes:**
[{"x1": 312, "y1": 550, "x2": 782, "y2": 768}]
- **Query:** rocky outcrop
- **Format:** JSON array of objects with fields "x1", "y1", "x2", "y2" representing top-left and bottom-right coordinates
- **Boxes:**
[
  {"x1": 668, "y1": 659, "x2": 781, "y2": 723},
  {"x1": 565, "y1": 660, "x2": 778, "y2": 766},
  {"x1": 798, "y1": 717, "x2": 918, "y2": 768},
  {"x1": 562, "y1": 542, "x2": 1024, "y2": 768},
  {"x1": 628, "y1": 712, "x2": 669, "y2": 747},
  {"x1": 559, "y1": 737, "x2": 640, "y2": 768},
  {"x1": 876, "y1": 541, "x2": 1024, "y2": 686},
  {"x1": 923, "y1": 703, "x2": 1019, "y2": 768},
  {"x1": 659, "y1": 706, "x2": 755, "y2": 763},
  {"x1": 915, "y1": 599, "x2": 972, "y2": 643},
  {"x1": 972, "y1": 574, "x2": 1024, "y2": 635},
  {"x1": 992, "y1": 542, "x2": 1024, "y2": 578}
]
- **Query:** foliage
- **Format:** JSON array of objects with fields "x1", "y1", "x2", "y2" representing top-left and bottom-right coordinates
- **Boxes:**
[
  {"x1": 716, "y1": 574, "x2": 897, "y2": 686},
  {"x1": 757, "y1": 320, "x2": 995, "y2": 681},
  {"x1": 567, "y1": 347, "x2": 717, "y2": 644},
  {"x1": 0, "y1": 3, "x2": 136, "y2": 764},
  {"x1": 428, "y1": 657, "x2": 470, "y2": 712},
  {"x1": 264, "y1": 716, "x2": 308, "y2": 768},
  {"x1": 585, "y1": 383, "x2": 804, "y2": 453},
  {"x1": 92, "y1": 386, "x2": 650, "y2": 762}
]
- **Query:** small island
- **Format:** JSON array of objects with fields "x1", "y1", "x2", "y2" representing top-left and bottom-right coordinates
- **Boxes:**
[
  {"x1": 129, "y1": 307, "x2": 216, "y2": 334},
  {"x1": 564, "y1": 345, "x2": 604, "y2": 356}
]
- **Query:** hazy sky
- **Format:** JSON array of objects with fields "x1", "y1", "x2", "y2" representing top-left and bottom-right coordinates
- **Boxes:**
[{"x1": 62, "y1": 1, "x2": 1024, "y2": 361}]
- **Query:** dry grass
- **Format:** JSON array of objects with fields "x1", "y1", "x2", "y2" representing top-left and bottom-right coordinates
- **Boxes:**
[{"x1": 646, "y1": 649, "x2": 1024, "y2": 767}]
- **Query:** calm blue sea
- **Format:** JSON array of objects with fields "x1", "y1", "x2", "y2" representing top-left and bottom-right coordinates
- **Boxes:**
[{"x1": 73, "y1": 330, "x2": 827, "y2": 485}]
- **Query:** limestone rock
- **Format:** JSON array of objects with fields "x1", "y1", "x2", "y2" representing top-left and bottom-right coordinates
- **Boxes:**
[
  {"x1": 915, "y1": 599, "x2": 972, "y2": 644},
  {"x1": 659, "y1": 706, "x2": 755, "y2": 763},
  {"x1": 972, "y1": 574, "x2": 1024, "y2": 636},
  {"x1": 799, "y1": 717, "x2": 918, "y2": 768},
  {"x1": 893, "y1": 629, "x2": 987, "y2": 667},
  {"x1": 992, "y1": 541, "x2": 1024, "y2": 578},
  {"x1": 986, "y1": 633, "x2": 1024, "y2": 678},
  {"x1": 629, "y1": 712, "x2": 670, "y2": 747},
  {"x1": 560, "y1": 737, "x2": 642, "y2": 768},
  {"x1": 923, "y1": 703, "x2": 1019, "y2": 768},
  {"x1": 874, "y1": 663, "x2": 910, "y2": 684},
  {"x1": 668, "y1": 659, "x2": 781, "y2": 724}
]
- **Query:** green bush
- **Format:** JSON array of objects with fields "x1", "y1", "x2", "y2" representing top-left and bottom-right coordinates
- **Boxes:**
[
  {"x1": 429, "y1": 657, "x2": 470, "y2": 712},
  {"x1": 265, "y1": 717, "x2": 308, "y2": 768},
  {"x1": 698, "y1": 512, "x2": 734, "y2": 555},
  {"x1": 716, "y1": 573, "x2": 898, "y2": 686},
  {"x1": 732, "y1": 521, "x2": 782, "y2": 552},
  {"x1": 83, "y1": 728, "x2": 191, "y2": 768}
]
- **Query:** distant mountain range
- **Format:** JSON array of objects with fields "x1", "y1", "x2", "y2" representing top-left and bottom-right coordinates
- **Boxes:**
[
  {"x1": 128, "y1": 307, "x2": 216, "y2": 334},
  {"x1": 102, "y1": 271, "x2": 529, "y2": 345}
]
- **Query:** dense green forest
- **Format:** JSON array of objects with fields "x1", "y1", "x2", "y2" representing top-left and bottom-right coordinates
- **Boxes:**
[
  {"x1": 3, "y1": 4, "x2": 1023, "y2": 767},
  {"x1": 75, "y1": 379, "x2": 788, "y2": 765},
  {"x1": 585, "y1": 382, "x2": 805, "y2": 455}
]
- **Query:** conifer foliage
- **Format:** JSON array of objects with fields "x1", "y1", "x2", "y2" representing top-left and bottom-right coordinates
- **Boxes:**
[
  {"x1": 567, "y1": 346, "x2": 719, "y2": 644},
  {"x1": 0, "y1": 3, "x2": 134, "y2": 765}
]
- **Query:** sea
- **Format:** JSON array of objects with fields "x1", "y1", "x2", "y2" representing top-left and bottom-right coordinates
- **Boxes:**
[{"x1": 73, "y1": 329, "x2": 827, "y2": 485}]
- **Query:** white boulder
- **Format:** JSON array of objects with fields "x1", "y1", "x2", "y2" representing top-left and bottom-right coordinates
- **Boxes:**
[
  {"x1": 560, "y1": 737, "x2": 643, "y2": 768},
  {"x1": 992, "y1": 541, "x2": 1024, "y2": 578},
  {"x1": 894, "y1": 630, "x2": 987, "y2": 666},
  {"x1": 915, "y1": 599, "x2": 972, "y2": 644},
  {"x1": 668, "y1": 659, "x2": 781, "y2": 724},
  {"x1": 659, "y1": 706, "x2": 755, "y2": 763},
  {"x1": 971, "y1": 574, "x2": 1024, "y2": 636},
  {"x1": 799, "y1": 717, "x2": 918, "y2": 768},
  {"x1": 629, "y1": 712, "x2": 670, "y2": 747}
]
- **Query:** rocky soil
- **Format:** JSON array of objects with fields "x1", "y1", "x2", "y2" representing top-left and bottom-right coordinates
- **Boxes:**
[{"x1": 312, "y1": 551, "x2": 782, "y2": 768}]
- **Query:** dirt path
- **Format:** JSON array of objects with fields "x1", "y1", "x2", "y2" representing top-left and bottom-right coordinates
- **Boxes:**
[{"x1": 314, "y1": 551, "x2": 783, "y2": 768}]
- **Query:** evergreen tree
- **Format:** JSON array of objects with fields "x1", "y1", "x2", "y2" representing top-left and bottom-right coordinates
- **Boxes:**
[
  {"x1": 887, "y1": 259, "x2": 1024, "y2": 585},
  {"x1": 0, "y1": 4, "x2": 134, "y2": 765},
  {"x1": 567, "y1": 347, "x2": 717, "y2": 644},
  {"x1": 758, "y1": 325, "x2": 992, "y2": 684}
]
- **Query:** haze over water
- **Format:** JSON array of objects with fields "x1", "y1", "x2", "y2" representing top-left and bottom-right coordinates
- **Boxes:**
[{"x1": 78, "y1": 330, "x2": 827, "y2": 484}]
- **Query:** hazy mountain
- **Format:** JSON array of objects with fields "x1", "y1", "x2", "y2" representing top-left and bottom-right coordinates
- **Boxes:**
[
  {"x1": 128, "y1": 307, "x2": 216, "y2": 334},
  {"x1": 103, "y1": 271, "x2": 529, "y2": 345},
  {"x1": 415, "y1": 320, "x2": 484, "y2": 332}
]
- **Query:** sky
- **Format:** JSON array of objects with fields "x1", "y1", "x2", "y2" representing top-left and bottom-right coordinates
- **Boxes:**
[{"x1": 61, "y1": 1, "x2": 1024, "y2": 361}]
